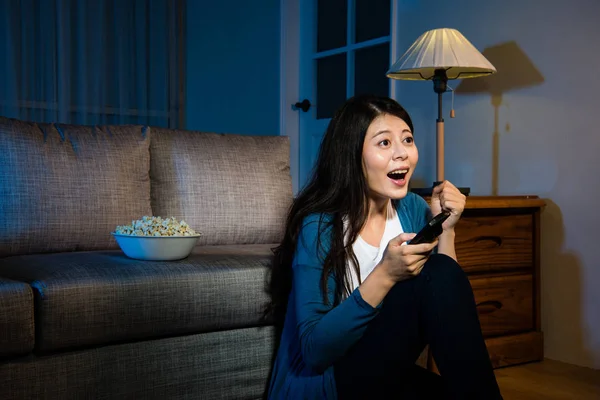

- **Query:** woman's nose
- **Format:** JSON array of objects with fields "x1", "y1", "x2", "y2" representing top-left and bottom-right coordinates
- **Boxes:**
[{"x1": 393, "y1": 144, "x2": 408, "y2": 160}]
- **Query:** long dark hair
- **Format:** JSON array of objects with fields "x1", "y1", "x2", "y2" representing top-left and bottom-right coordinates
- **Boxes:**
[{"x1": 265, "y1": 95, "x2": 414, "y2": 326}]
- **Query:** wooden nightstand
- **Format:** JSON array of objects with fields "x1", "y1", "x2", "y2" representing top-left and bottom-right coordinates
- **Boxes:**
[{"x1": 425, "y1": 196, "x2": 546, "y2": 369}]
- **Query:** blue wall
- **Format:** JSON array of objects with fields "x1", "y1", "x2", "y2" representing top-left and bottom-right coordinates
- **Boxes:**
[{"x1": 185, "y1": 1, "x2": 280, "y2": 135}]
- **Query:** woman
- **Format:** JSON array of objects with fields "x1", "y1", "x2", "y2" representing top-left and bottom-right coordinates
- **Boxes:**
[{"x1": 265, "y1": 95, "x2": 503, "y2": 399}]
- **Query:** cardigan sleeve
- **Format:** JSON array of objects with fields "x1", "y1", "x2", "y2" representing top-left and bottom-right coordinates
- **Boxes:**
[{"x1": 292, "y1": 215, "x2": 379, "y2": 373}]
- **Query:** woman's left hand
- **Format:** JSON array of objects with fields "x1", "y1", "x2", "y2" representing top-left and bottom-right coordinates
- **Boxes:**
[{"x1": 430, "y1": 180, "x2": 466, "y2": 231}]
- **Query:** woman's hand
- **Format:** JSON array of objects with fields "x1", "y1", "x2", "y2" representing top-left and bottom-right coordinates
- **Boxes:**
[
  {"x1": 430, "y1": 180, "x2": 466, "y2": 232},
  {"x1": 378, "y1": 233, "x2": 438, "y2": 282},
  {"x1": 358, "y1": 233, "x2": 437, "y2": 307}
]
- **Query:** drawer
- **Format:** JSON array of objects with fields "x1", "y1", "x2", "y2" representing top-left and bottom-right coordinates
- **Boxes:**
[
  {"x1": 485, "y1": 332, "x2": 543, "y2": 368},
  {"x1": 455, "y1": 214, "x2": 533, "y2": 274},
  {"x1": 470, "y1": 273, "x2": 534, "y2": 337}
]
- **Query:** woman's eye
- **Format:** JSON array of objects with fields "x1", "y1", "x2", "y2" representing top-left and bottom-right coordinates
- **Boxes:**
[
  {"x1": 378, "y1": 139, "x2": 390, "y2": 147},
  {"x1": 404, "y1": 136, "x2": 414, "y2": 144}
]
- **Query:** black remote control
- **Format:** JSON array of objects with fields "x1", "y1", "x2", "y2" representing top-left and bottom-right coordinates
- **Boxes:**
[{"x1": 408, "y1": 211, "x2": 451, "y2": 245}]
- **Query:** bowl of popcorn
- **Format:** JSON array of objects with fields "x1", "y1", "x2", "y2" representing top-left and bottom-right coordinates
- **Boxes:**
[{"x1": 111, "y1": 216, "x2": 201, "y2": 261}]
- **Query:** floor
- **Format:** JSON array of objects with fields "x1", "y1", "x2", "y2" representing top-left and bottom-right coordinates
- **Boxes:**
[{"x1": 495, "y1": 359, "x2": 600, "y2": 399}]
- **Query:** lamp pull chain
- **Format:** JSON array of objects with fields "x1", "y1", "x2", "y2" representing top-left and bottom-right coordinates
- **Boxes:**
[{"x1": 448, "y1": 84, "x2": 456, "y2": 118}]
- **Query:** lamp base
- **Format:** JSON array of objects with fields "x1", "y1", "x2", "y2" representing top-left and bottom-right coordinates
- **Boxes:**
[{"x1": 411, "y1": 182, "x2": 471, "y2": 197}]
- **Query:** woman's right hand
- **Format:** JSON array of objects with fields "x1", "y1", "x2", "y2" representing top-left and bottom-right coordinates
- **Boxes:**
[{"x1": 378, "y1": 233, "x2": 438, "y2": 282}]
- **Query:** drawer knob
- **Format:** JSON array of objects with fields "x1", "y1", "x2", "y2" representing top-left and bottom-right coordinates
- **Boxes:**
[
  {"x1": 476, "y1": 300, "x2": 503, "y2": 314},
  {"x1": 474, "y1": 236, "x2": 503, "y2": 247}
]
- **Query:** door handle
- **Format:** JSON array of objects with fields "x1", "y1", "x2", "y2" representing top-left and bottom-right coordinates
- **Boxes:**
[{"x1": 293, "y1": 99, "x2": 311, "y2": 112}]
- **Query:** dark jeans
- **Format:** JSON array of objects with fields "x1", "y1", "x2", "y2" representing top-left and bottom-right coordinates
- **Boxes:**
[{"x1": 334, "y1": 253, "x2": 503, "y2": 399}]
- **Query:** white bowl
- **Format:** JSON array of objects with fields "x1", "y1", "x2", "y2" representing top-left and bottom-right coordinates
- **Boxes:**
[{"x1": 111, "y1": 233, "x2": 201, "y2": 261}]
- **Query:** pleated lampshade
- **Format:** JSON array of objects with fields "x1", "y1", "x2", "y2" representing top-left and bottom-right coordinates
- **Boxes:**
[{"x1": 386, "y1": 28, "x2": 496, "y2": 80}]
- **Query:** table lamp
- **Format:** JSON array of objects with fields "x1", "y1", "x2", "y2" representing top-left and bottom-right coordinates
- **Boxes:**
[{"x1": 386, "y1": 28, "x2": 497, "y2": 196}]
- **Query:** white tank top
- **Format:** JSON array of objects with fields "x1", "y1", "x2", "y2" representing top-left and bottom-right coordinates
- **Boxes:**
[{"x1": 347, "y1": 206, "x2": 404, "y2": 291}]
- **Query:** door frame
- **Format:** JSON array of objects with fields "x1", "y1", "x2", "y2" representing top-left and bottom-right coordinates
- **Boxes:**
[{"x1": 280, "y1": 0, "x2": 401, "y2": 194}]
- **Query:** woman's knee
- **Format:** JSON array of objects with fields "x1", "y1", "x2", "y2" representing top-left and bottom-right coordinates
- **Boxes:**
[
  {"x1": 422, "y1": 253, "x2": 469, "y2": 285},
  {"x1": 384, "y1": 254, "x2": 469, "y2": 304}
]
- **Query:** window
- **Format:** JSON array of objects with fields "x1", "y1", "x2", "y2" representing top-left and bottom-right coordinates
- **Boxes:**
[
  {"x1": 315, "y1": 0, "x2": 391, "y2": 119},
  {"x1": 0, "y1": 0, "x2": 185, "y2": 128}
]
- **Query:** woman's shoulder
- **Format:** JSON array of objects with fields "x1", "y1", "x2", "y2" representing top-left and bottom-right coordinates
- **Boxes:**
[
  {"x1": 298, "y1": 212, "x2": 335, "y2": 243},
  {"x1": 294, "y1": 212, "x2": 335, "y2": 266},
  {"x1": 301, "y1": 212, "x2": 332, "y2": 226},
  {"x1": 299, "y1": 212, "x2": 334, "y2": 231}
]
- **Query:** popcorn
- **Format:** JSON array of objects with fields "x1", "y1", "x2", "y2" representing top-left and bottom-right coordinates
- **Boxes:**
[{"x1": 115, "y1": 216, "x2": 199, "y2": 237}]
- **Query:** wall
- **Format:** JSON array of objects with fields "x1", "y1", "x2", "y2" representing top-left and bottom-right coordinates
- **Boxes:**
[
  {"x1": 185, "y1": 0, "x2": 280, "y2": 135},
  {"x1": 395, "y1": 0, "x2": 600, "y2": 369}
]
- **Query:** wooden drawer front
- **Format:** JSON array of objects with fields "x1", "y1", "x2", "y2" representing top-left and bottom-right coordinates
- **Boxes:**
[
  {"x1": 485, "y1": 332, "x2": 543, "y2": 368},
  {"x1": 455, "y1": 214, "x2": 533, "y2": 274},
  {"x1": 471, "y1": 274, "x2": 534, "y2": 337}
]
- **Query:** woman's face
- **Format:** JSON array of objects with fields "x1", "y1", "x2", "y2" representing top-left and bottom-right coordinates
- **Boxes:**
[{"x1": 362, "y1": 113, "x2": 418, "y2": 201}]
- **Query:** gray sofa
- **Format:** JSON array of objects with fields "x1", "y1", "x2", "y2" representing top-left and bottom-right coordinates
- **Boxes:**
[{"x1": 0, "y1": 117, "x2": 293, "y2": 399}]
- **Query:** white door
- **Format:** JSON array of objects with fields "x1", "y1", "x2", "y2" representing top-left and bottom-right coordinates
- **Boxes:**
[{"x1": 283, "y1": 0, "x2": 399, "y2": 192}]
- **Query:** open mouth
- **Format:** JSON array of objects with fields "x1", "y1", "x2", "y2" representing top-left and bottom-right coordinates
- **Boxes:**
[{"x1": 387, "y1": 169, "x2": 408, "y2": 181}]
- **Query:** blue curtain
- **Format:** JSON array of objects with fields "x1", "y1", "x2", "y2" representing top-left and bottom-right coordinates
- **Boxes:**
[{"x1": 0, "y1": 0, "x2": 185, "y2": 128}]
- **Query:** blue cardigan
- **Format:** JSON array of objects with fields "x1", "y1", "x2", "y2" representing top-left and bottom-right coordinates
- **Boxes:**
[{"x1": 267, "y1": 192, "x2": 432, "y2": 399}]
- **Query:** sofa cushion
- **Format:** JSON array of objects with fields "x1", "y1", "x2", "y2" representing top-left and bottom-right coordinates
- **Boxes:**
[
  {"x1": 0, "y1": 326, "x2": 274, "y2": 400},
  {"x1": 0, "y1": 117, "x2": 152, "y2": 257},
  {"x1": 149, "y1": 128, "x2": 292, "y2": 245},
  {"x1": 0, "y1": 278, "x2": 35, "y2": 357},
  {"x1": 0, "y1": 245, "x2": 274, "y2": 353}
]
